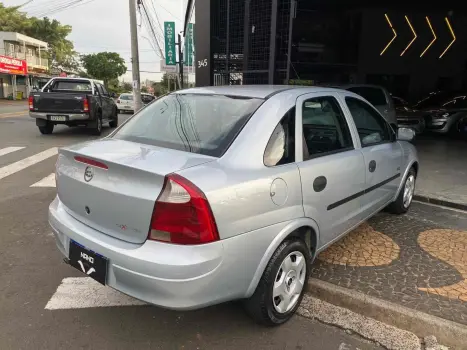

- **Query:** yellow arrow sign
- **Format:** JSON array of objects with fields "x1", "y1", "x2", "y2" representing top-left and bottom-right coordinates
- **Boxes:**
[
  {"x1": 400, "y1": 15, "x2": 417, "y2": 56},
  {"x1": 420, "y1": 16, "x2": 437, "y2": 57},
  {"x1": 380, "y1": 14, "x2": 397, "y2": 56},
  {"x1": 439, "y1": 17, "x2": 456, "y2": 58}
]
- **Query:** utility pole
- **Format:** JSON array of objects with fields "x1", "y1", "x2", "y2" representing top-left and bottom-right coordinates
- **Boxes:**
[
  {"x1": 129, "y1": 0, "x2": 143, "y2": 112},
  {"x1": 177, "y1": 33, "x2": 184, "y2": 89}
]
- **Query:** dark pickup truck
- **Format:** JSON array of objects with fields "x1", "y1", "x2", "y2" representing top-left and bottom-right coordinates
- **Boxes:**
[{"x1": 29, "y1": 77, "x2": 118, "y2": 135}]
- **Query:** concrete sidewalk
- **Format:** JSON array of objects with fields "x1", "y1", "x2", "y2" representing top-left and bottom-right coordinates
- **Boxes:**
[{"x1": 413, "y1": 134, "x2": 467, "y2": 210}]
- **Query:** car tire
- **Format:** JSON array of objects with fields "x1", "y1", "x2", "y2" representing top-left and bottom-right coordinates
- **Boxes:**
[
  {"x1": 387, "y1": 167, "x2": 417, "y2": 214},
  {"x1": 90, "y1": 113, "x2": 103, "y2": 136},
  {"x1": 38, "y1": 123, "x2": 54, "y2": 135},
  {"x1": 244, "y1": 238, "x2": 310, "y2": 326},
  {"x1": 109, "y1": 108, "x2": 118, "y2": 128}
]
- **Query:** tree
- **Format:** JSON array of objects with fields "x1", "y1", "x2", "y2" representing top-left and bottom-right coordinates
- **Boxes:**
[
  {"x1": 81, "y1": 52, "x2": 127, "y2": 87},
  {"x1": 121, "y1": 82, "x2": 132, "y2": 92},
  {"x1": 141, "y1": 86, "x2": 148, "y2": 93},
  {"x1": 0, "y1": 4, "x2": 78, "y2": 71}
]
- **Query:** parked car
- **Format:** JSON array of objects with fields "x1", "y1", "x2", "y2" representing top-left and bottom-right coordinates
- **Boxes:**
[
  {"x1": 117, "y1": 93, "x2": 156, "y2": 113},
  {"x1": 331, "y1": 84, "x2": 398, "y2": 126},
  {"x1": 391, "y1": 95, "x2": 426, "y2": 134},
  {"x1": 29, "y1": 77, "x2": 118, "y2": 135},
  {"x1": 418, "y1": 92, "x2": 467, "y2": 137},
  {"x1": 49, "y1": 85, "x2": 418, "y2": 325}
]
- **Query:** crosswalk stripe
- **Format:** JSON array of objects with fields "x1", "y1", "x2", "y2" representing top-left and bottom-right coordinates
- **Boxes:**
[
  {"x1": 0, "y1": 146, "x2": 25, "y2": 157},
  {"x1": 0, "y1": 147, "x2": 58, "y2": 181},
  {"x1": 31, "y1": 173, "x2": 56, "y2": 187},
  {"x1": 45, "y1": 277, "x2": 145, "y2": 310}
]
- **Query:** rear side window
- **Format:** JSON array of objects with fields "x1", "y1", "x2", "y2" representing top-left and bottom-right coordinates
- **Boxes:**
[
  {"x1": 113, "y1": 94, "x2": 263, "y2": 157},
  {"x1": 120, "y1": 94, "x2": 133, "y2": 101},
  {"x1": 264, "y1": 108, "x2": 295, "y2": 166},
  {"x1": 347, "y1": 87, "x2": 387, "y2": 106}
]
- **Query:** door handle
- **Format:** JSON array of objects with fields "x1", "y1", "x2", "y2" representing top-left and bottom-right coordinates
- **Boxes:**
[{"x1": 369, "y1": 160, "x2": 376, "y2": 173}]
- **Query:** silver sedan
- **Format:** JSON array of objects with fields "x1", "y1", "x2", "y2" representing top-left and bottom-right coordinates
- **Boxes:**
[{"x1": 49, "y1": 85, "x2": 418, "y2": 325}]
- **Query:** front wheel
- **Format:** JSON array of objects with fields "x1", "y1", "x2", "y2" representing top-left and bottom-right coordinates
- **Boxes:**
[
  {"x1": 387, "y1": 168, "x2": 416, "y2": 214},
  {"x1": 244, "y1": 238, "x2": 310, "y2": 326},
  {"x1": 38, "y1": 123, "x2": 54, "y2": 134}
]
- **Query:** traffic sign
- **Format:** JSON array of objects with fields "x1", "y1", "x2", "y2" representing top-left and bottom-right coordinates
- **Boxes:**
[{"x1": 164, "y1": 21, "x2": 176, "y2": 66}]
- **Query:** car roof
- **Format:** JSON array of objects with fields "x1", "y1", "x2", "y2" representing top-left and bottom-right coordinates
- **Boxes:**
[{"x1": 174, "y1": 85, "x2": 346, "y2": 99}]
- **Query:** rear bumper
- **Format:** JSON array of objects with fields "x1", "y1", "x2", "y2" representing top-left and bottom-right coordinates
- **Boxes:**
[
  {"x1": 116, "y1": 104, "x2": 134, "y2": 112},
  {"x1": 30, "y1": 111, "x2": 90, "y2": 121},
  {"x1": 48, "y1": 196, "x2": 277, "y2": 310}
]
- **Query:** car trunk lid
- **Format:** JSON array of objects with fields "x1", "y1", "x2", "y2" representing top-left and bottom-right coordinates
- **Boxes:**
[{"x1": 56, "y1": 139, "x2": 216, "y2": 244}]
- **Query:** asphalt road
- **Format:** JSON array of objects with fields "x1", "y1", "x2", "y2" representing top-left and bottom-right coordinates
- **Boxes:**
[{"x1": 0, "y1": 102, "x2": 382, "y2": 350}]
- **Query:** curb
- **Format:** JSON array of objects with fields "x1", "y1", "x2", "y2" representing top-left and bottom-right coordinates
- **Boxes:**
[
  {"x1": 307, "y1": 278, "x2": 467, "y2": 350},
  {"x1": 414, "y1": 194, "x2": 467, "y2": 211}
]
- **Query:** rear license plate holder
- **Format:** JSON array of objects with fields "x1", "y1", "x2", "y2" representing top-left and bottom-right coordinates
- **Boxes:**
[
  {"x1": 69, "y1": 240, "x2": 108, "y2": 285},
  {"x1": 49, "y1": 115, "x2": 67, "y2": 122}
]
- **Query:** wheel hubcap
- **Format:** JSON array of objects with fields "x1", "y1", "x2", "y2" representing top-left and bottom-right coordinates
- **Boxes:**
[
  {"x1": 273, "y1": 251, "x2": 306, "y2": 314},
  {"x1": 403, "y1": 174, "x2": 415, "y2": 208}
]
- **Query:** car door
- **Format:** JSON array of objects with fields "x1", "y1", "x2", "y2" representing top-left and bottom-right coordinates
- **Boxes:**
[
  {"x1": 347, "y1": 86, "x2": 397, "y2": 125},
  {"x1": 342, "y1": 95, "x2": 402, "y2": 214},
  {"x1": 97, "y1": 84, "x2": 111, "y2": 118},
  {"x1": 295, "y1": 93, "x2": 366, "y2": 246}
]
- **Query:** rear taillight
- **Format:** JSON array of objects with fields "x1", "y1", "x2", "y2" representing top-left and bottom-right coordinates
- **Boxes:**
[
  {"x1": 83, "y1": 98, "x2": 89, "y2": 112},
  {"x1": 117, "y1": 99, "x2": 121, "y2": 104},
  {"x1": 149, "y1": 174, "x2": 219, "y2": 245},
  {"x1": 28, "y1": 95, "x2": 34, "y2": 110}
]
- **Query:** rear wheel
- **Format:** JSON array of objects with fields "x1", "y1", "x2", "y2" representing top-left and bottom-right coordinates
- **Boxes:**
[
  {"x1": 38, "y1": 123, "x2": 54, "y2": 135},
  {"x1": 244, "y1": 238, "x2": 310, "y2": 326},
  {"x1": 90, "y1": 114, "x2": 103, "y2": 136},
  {"x1": 109, "y1": 108, "x2": 118, "y2": 128},
  {"x1": 387, "y1": 168, "x2": 416, "y2": 214}
]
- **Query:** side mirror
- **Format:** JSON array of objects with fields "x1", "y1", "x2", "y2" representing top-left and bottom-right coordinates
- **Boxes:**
[{"x1": 397, "y1": 127, "x2": 415, "y2": 142}]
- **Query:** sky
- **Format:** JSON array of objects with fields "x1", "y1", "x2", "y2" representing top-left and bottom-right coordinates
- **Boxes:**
[{"x1": 2, "y1": 0, "x2": 186, "y2": 82}]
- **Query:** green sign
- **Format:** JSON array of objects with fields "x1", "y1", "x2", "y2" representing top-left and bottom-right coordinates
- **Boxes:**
[
  {"x1": 164, "y1": 21, "x2": 176, "y2": 66},
  {"x1": 184, "y1": 23, "x2": 194, "y2": 66}
]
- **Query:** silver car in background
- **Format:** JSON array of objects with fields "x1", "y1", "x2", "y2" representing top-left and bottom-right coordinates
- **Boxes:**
[{"x1": 49, "y1": 85, "x2": 418, "y2": 325}]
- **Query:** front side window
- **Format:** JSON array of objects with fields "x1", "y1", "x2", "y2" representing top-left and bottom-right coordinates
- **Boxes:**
[
  {"x1": 302, "y1": 96, "x2": 353, "y2": 159},
  {"x1": 345, "y1": 97, "x2": 391, "y2": 146},
  {"x1": 264, "y1": 108, "x2": 295, "y2": 166},
  {"x1": 113, "y1": 93, "x2": 263, "y2": 157}
]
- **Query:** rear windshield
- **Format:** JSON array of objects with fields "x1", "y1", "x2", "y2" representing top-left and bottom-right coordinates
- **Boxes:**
[
  {"x1": 347, "y1": 87, "x2": 387, "y2": 106},
  {"x1": 120, "y1": 94, "x2": 133, "y2": 100},
  {"x1": 113, "y1": 93, "x2": 263, "y2": 157},
  {"x1": 50, "y1": 80, "x2": 92, "y2": 92}
]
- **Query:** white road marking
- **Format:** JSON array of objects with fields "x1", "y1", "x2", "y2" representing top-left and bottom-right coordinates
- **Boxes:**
[
  {"x1": 0, "y1": 147, "x2": 58, "y2": 181},
  {"x1": 0, "y1": 146, "x2": 25, "y2": 157},
  {"x1": 30, "y1": 173, "x2": 55, "y2": 187},
  {"x1": 45, "y1": 277, "x2": 146, "y2": 310}
]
